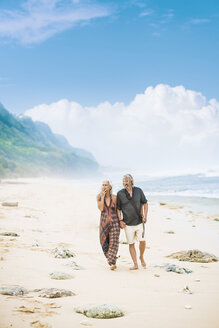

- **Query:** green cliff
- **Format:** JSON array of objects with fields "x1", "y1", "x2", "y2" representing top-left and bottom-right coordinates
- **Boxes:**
[{"x1": 0, "y1": 103, "x2": 99, "y2": 177}]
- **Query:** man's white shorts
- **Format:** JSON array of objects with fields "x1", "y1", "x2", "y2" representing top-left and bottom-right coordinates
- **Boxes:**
[{"x1": 124, "y1": 223, "x2": 145, "y2": 244}]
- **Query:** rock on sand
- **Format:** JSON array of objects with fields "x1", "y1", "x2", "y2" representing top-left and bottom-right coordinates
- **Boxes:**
[
  {"x1": 51, "y1": 247, "x2": 75, "y2": 259},
  {"x1": 38, "y1": 288, "x2": 75, "y2": 298},
  {"x1": 0, "y1": 286, "x2": 28, "y2": 295},
  {"x1": 49, "y1": 272, "x2": 74, "y2": 280},
  {"x1": 168, "y1": 249, "x2": 218, "y2": 263},
  {"x1": 75, "y1": 304, "x2": 124, "y2": 319}
]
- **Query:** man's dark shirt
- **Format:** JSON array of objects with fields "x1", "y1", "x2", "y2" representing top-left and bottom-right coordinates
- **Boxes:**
[{"x1": 117, "y1": 186, "x2": 147, "y2": 226}]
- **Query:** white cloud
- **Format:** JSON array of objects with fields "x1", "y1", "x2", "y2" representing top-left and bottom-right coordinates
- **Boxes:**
[
  {"x1": 139, "y1": 10, "x2": 153, "y2": 17},
  {"x1": 190, "y1": 18, "x2": 210, "y2": 25},
  {"x1": 0, "y1": 0, "x2": 111, "y2": 44},
  {"x1": 25, "y1": 84, "x2": 219, "y2": 173}
]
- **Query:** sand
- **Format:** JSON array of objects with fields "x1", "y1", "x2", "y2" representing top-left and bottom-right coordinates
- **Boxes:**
[{"x1": 0, "y1": 178, "x2": 219, "y2": 328}]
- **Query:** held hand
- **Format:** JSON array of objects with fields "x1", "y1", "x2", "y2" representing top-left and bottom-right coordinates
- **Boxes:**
[
  {"x1": 101, "y1": 189, "x2": 106, "y2": 199},
  {"x1": 120, "y1": 221, "x2": 126, "y2": 229}
]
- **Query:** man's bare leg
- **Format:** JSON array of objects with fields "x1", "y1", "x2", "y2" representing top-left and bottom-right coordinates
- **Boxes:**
[
  {"x1": 139, "y1": 241, "x2": 146, "y2": 268},
  {"x1": 129, "y1": 243, "x2": 138, "y2": 270}
]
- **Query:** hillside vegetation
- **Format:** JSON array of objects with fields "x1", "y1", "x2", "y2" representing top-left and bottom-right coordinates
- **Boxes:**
[{"x1": 0, "y1": 104, "x2": 98, "y2": 178}]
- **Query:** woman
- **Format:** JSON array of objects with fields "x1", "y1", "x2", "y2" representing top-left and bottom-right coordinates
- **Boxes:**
[{"x1": 97, "y1": 181, "x2": 120, "y2": 270}]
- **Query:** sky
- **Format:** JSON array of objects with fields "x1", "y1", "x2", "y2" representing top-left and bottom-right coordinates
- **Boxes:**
[{"x1": 0, "y1": 0, "x2": 219, "y2": 174}]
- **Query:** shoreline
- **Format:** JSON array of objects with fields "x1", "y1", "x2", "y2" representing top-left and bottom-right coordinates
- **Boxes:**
[
  {"x1": 1, "y1": 177, "x2": 219, "y2": 217},
  {"x1": 148, "y1": 194, "x2": 219, "y2": 217}
]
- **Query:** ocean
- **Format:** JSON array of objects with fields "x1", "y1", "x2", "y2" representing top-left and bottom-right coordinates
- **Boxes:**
[{"x1": 137, "y1": 174, "x2": 219, "y2": 216}]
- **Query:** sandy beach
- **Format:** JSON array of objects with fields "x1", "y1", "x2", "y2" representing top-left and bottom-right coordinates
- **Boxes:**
[{"x1": 0, "y1": 178, "x2": 219, "y2": 328}]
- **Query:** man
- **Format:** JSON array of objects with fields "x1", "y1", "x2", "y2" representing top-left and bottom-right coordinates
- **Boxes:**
[{"x1": 117, "y1": 174, "x2": 148, "y2": 270}]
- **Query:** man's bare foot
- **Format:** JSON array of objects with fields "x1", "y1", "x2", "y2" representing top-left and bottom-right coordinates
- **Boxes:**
[
  {"x1": 110, "y1": 265, "x2": 117, "y2": 270},
  {"x1": 129, "y1": 264, "x2": 138, "y2": 270},
  {"x1": 139, "y1": 257, "x2": 146, "y2": 268}
]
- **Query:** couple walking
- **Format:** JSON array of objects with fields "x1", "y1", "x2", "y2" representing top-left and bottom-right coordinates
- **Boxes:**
[{"x1": 97, "y1": 174, "x2": 148, "y2": 270}]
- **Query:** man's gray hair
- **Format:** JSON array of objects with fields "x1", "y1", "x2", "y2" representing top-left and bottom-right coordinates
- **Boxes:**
[{"x1": 123, "y1": 174, "x2": 134, "y2": 186}]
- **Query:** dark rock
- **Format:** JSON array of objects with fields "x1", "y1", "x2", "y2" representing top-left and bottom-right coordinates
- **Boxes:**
[{"x1": 0, "y1": 232, "x2": 19, "y2": 237}]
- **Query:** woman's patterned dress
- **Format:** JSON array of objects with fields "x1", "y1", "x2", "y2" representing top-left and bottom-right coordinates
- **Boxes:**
[{"x1": 99, "y1": 197, "x2": 120, "y2": 266}]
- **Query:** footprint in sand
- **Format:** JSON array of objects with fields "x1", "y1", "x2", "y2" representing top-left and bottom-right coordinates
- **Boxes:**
[
  {"x1": 14, "y1": 299, "x2": 61, "y2": 317},
  {"x1": 31, "y1": 320, "x2": 52, "y2": 328}
]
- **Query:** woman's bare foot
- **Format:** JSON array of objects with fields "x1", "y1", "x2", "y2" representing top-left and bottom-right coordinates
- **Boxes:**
[
  {"x1": 129, "y1": 264, "x2": 138, "y2": 270},
  {"x1": 110, "y1": 265, "x2": 117, "y2": 270},
  {"x1": 139, "y1": 257, "x2": 146, "y2": 268}
]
